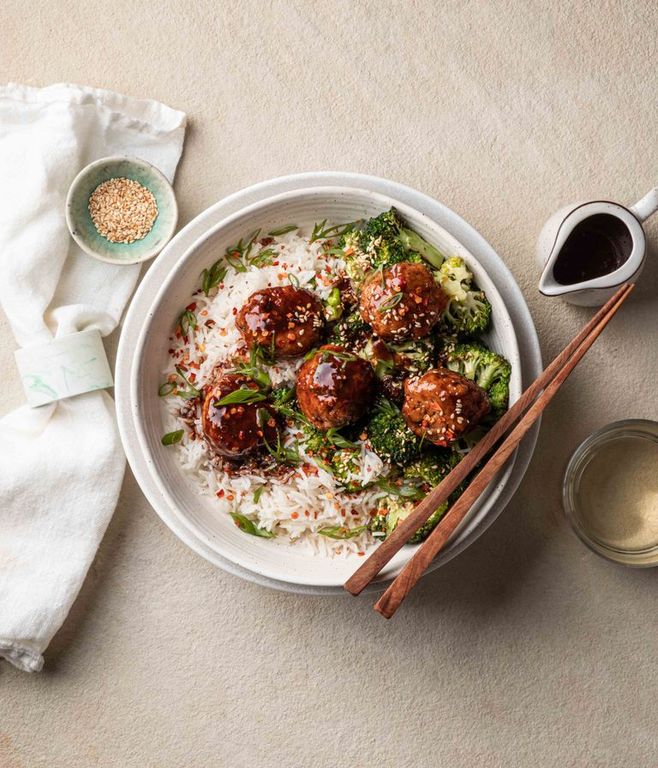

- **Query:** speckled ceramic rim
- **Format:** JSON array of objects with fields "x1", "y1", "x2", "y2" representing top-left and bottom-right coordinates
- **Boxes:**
[
  {"x1": 65, "y1": 155, "x2": 178, "y2": 265},
  {"x1": 563, "y1": 419, "x2": 658, "y2": 567},
  {"x1": 115, "y1": 172, "x2": 543, "y2": 595}
]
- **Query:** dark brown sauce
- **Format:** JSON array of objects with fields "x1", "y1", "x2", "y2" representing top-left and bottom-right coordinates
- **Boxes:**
[{"x1": 553, "y1": 214, "x2": 632, "y2": 285}]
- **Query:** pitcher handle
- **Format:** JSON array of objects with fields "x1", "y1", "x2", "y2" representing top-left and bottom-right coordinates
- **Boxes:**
[{"x1": 629, "y1": 187, "x2": 658, "y2": 222}]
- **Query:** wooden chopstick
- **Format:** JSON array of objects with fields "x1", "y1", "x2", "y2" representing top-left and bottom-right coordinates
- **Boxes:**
[
  {"x1": 373, "y1": 283, "x2": 634, "y2": 618},
  {"x1": 344, "y1": 283, "x2": 633, "y2": 597}
]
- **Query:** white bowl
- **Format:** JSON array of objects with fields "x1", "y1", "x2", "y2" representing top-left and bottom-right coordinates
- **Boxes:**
[{"x1": 128, "y1": 186, "x2": 522, "y2": 588}]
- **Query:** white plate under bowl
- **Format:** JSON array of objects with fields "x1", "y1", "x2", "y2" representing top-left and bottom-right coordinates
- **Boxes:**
[{"x1": 128, "y1": 185, "x2": 522, "y2": 588}]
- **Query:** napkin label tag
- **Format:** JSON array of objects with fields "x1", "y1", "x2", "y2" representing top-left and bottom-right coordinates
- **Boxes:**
[{"x1": 14, "y1": 329, "x2": 114, "y2": 408}]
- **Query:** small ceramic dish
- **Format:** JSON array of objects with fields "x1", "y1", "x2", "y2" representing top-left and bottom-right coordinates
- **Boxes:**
[{"x1": 65, "y1": 155, "x2": 178, "y2": 265}]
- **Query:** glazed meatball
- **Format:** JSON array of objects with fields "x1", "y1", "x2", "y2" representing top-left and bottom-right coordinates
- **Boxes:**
[
  {"x1": 359, "y1": 262, "x2": 447, "y2": 342},
  {"x1": 402, "y1": 368, "x2": 489, "y2": 447},
  {"x1": 201, "y1": 373, "x2": 277, "y2": 459},
  {"x1": 236, "y1": 286, "x2": 324, "y2": 358},
  {"x1": 296, "y1": 344, "x2": 375, "y2": 430}
]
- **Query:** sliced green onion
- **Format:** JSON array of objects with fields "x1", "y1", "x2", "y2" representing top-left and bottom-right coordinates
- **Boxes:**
[
  {"x1": 225, "y1": 252, "x2": 247, "y2": 272},
  {"x1": 253, "y1": 487, "x2": 264, "y2": 503},
  {"x1": 379, "y1": 292, "x2": 403, "y2": 312},
  {"x1": 288, "y1": 273, "x2": 300, "y2": 288},
  {"x1": 179, "y1": 309, "x2": 197, "y2": 334},
  {"x1": 201, "y1": 261, "x2": 228, "y2": 295},
  {"x1": 268, "y1": 224, "x2": 298, "y2": 236},
  {"x1": 175, "y1": 366, "x2": 200, "y2": 398},
  {"x1": 318, "y1": 525, "x2": 366, "y2": 540},
  {"x1": 230, "y1": 512, "x2": 275, "y2": 538},
  {"x1": 249, "y1": 248, "x2": 276, "y2": 267},
  {"x1": 217, "y1": 387, "x2": 267, "y2": 406},
  {"x1": 326, "y1": 428, "x2": 358, "y2": 449},
  {"x1": 158, "y1": 381, "x2": 176, "y2": 397},
  {"x1": 321, "y1": 349, "x2": 356, "y2": 363},
  {"x1": 374, "y1": 358, "x2": 395, "y2": 379},
  {"x1": 161, "y1": 429, "x2": 184, "y2": 446},
  {"x1": 310, "y1": 220, "x2": 355, "y2": 243}
]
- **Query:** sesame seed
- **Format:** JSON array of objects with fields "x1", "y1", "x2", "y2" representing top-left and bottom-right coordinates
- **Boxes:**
[{"x1": 88, "y1": 177, "x2": 158, "y2": 244}]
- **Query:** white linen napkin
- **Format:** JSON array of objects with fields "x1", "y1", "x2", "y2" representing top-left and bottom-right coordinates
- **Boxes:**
[{"x1": 0, "y1": 83, "x2": 186, "y2": 672}]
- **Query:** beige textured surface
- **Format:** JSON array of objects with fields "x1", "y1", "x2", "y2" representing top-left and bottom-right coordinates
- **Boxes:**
[{"x1": 1, "y1": 1, "x2": 657, "y2": 766}]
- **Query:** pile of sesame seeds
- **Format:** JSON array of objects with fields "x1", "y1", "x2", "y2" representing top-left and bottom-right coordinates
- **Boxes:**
[{"x1": 88, "y1": 177, "x2": 158, "y2": 244}]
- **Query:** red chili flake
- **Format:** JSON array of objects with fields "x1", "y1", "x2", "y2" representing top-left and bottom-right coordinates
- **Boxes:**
[
  {"x1": 231, "y1": 307, "x2": 238, "y2": 315},
  {"x1": 272, "y1": 260, "x2": 280, "y2": 267},
  {"x1": 188, "y1": 372, "x2": 197, "y2": 382},
  {"x1": 357, "y1": 551, "x2": 365, "y2": 557},
  {"x1": 186, "y1": 302, "x2": 197, "y2": 312},
  {"x1": 226, "y1": 494, "x2": 235, "y2": 502},
  {"x1": 216, "y1": 489, "x2": 225, "y2": 498},
  {"x1": 168, "y1": 348, "x2": 174, "y2": 355},
  {"x1": 291, "y1": 512, "x2": 299, "y2": 520},
  {"x1": 304, "y1": 510, "x2": 310, "y2": 517}
]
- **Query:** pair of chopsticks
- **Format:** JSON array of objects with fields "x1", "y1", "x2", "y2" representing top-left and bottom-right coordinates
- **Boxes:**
[{"x1": 345, "y1": 283, "x2": 634, "y2": 617}]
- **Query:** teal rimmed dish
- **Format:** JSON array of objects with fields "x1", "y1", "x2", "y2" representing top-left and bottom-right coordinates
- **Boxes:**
[{"x1": 65, "y1": 155, "x2": 178, "y2": 265}]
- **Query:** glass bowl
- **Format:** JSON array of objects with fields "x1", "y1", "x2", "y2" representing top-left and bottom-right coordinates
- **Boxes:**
[{"x1": 563, "y1": 419, "x2": 658, "y2": 566}]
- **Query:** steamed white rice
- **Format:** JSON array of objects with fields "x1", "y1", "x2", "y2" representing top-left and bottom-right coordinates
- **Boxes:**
[{"x1": 161, "y1": 230, "x2": 390, "y2": 556}]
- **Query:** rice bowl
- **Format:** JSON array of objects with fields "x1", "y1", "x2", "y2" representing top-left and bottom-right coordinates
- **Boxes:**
[{"x1": 129, "y1": 186, "x2": 523, "y2": 587}]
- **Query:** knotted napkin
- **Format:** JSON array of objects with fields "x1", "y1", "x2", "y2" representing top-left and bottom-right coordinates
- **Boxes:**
[{"x1": 0, "y1": 83, "x2": 186, "y2": 672}]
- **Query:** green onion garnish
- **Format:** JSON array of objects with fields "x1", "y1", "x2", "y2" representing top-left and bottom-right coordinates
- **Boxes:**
[
  {"x1": 268, "y1": 224, "x2": 298, "y2": 236},
  {"x1": 161, "y1": 429, "x2": 184, "y2": 446}
]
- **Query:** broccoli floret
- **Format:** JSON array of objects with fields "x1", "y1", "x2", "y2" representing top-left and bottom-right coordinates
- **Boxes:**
[
  {"x1": 357, "y1": 210, "x2": 407, "y2": 271},
  {"x1": 389, "y1": 337, "x2": 436, "y2": 376},
  {"x1": 366, "y1": 397, "x2": 421, "y2": 466},
  {"x1": 404, "y1": 450, "x2": 461, "y2": 490},
  {"x1": 398, "y1": 227, "x2": 445, "y2": 269},
  {"x1": 445, "y1": 342, "x2": 511, "y2": 420},
  {"x1": 364, "y1": 209, "x2": 445, "y2": 270},
  {"x1": 438, "y1": 256, "x2": 492, "y2": 336},
  {"x1": 452, "y1": 424, "x2": 489, "y2": 456},
  {"x1": 363, "y1": 208, "x2": 401, "y2": 241},
  {"x1": 369, "y1": 452, "x2": 463, "y2": 543},
  {"x1": 329, "y1": 448, "x2": 363, "y2": 491},
  {"x1": 341, "y1": 210, "x2": 434, "y2": 284},
  {"x1": 368, "y1": 496, "x2": 415, "y2": 539},
  {"x1": 368, "y1": 495, "x2": 441, "y2": 544},
  {"x1": 328, "y1": 309, "x2": 371, "y2": 350},
  {"x1": 270, "y1": 385, "x2": 295, "y2": 407},
  {"x1": 409, "y1": 502, "x2": 449, "y2": 544},
  {"x1": 360, "y1": 337, "x2": 434, "y2": 379},
  {"x1": 340, "y1": 230, "x2": 370, "y2": 286},
  {"x1": 368, "y1": 507, "x2": 389, "y2": 538}
]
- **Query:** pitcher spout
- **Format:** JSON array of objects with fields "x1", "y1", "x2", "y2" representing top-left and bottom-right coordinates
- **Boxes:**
[{"x1": 538, "y1": 259, "x2": 571, "y2": 297}]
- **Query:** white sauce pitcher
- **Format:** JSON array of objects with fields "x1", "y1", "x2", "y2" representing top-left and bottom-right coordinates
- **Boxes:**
[{"x1": 537, "y1": 187, "x2": 658, "y2": 306}]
